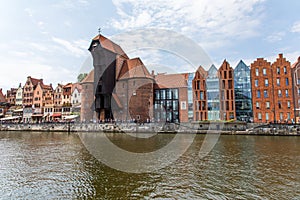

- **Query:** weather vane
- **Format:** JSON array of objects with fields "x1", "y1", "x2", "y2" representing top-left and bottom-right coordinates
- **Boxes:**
[{"x1": 98, "y1": 27, "x2": 101, "y2": 35}]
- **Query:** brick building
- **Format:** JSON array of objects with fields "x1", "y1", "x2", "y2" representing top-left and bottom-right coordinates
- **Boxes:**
[
  {"x1": 218, "y1": 60, "x2": 235, "y2": 120},
  {"x1": 292, "y1": 56, "x2": 300, "y2": 122},
  {"x1": 251, "y1": 54, "x2": 294, "y2": 123},
  {"x1": 193, "y1": 66, "x2": 208, "y2": 121},
  {"x1": 115, "y1": 58, "x2": 154, "y2": 123},
  {"x1": 6, "y1": 88, "x2": 17, "y2": 106},
  {"x1": 80, "y1": 70, "x2": 95, "y2": 122}
]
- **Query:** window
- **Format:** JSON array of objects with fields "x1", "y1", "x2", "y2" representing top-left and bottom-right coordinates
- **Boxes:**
[
  {"x1": 264, "y1": 90, "x2": 268, "y2": 98},
  {"x1": 284, "y1": 66, "x2": 287, "y2": 74},
  {"x1": 263, "y1": 68, "x2": 267, "y2": 75},
  {"x1": 285, "y1": 89, "x2": 289, "y2": 97},
  {"x1": 257, "y1": 90, "x2": 261, "y2": 98},
  {"x1": 287, "y1": 101, "x2": 291, "y2": 108},
  {"x1": 277, "y1": 78, "x2": 280, "y2": 86},
  {"x1": 266, "y1": 113, "x2": 269, "y2": 121},
  {"x1": 285, "y1": 78, "x2": 289, "y2": 86},
  {"x1": 287, "y1": 112, "x2": 291, "y2": 120},
  {"x1": 280, "y1": 112, "x2": 283, "y2": 121},
  {"x1": 298, "y1": 88, "x2": 300, "y2": 95},
  {"x1": 278, "y1": 90, "x2": 282, "y2": 97},
  {"x1": 277, "y1": 67, "x2": 280, "y2": 74},
  {"x1": 298, "y1": 78, "x2": 300, "y2": 85},
  {"x1": 255, "y1": 79, "x2": 258, "y2": 87},
  {"x1": 264, "y1": 79, "x2": 268, "y2": 86},
  {"x1": 278, "y1": 101, "x2": 282, "y2": 109},
  {"x1": 200, "y1": 92, "x2": 204, "y2": 100},
  {"x1": 255, "y1": 68, "x2": 259, "y2": 76},
  {"x1": 258, "y1": 113, "x2": 262, "y2": 120},
  {"x1": 256, "y1": 102, "x2": 260, "y2": 109}
]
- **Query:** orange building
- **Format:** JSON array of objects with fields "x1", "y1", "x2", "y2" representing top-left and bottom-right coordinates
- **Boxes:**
[
  {"x1": 192, "y1": 66, "x2": 208, "y2": 121},
  {"x1": 6, "y1": 88, "x2": 17, "y2": 106},
  {"x1": 218, "y1": 60, "x2": 235, "y2": 120},
  {"x1": 292, "y1": 56, "x2": 300, "y2": 122},
  {"x1": 251, "y1": 54, "x2": 294, "y2": 123}
]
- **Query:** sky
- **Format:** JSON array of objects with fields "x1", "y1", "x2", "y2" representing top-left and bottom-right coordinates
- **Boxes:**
[{"x1": 0, "y1": 0, "x2": 300, "y2": 93}]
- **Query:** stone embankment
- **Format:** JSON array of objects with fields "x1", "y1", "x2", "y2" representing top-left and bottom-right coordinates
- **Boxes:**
[{"x1": 1, "y1": 122, "x2": 300, "y2": 135}]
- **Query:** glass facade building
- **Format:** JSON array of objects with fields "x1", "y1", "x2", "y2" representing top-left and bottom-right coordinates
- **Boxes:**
[
  {"x1": 234, "y1": 60, "x2": 253, "y2": 121},
  {"x1": 154, "y1": 88, "x2": 179, "y2": 123},
  {"x1": 187, "y1": 72, "x2": 195, "y2": 121},
  {"x1": 207, "y1": 65, "x2": 220, "y2": 120}
]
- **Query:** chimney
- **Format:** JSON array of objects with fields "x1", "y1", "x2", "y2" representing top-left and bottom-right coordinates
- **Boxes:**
[
  {"x1": 298, "y1": 56, "x2": 300, "y2": 62},
  {"x1": 279, "y1": 53, "x2": 283, "y2": 58},
  {"x1": 151, "y1": 70, "x2": 155, "y2": 76}
]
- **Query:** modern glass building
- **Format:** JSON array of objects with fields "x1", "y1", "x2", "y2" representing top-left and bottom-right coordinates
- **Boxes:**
[
  {"x1": 207, "y1": 65, "x2": 220, "y2": 120},
  {"x1": 234, "y1": 60, "x2": 253, "y2": 122},
  {"x1": 187, "y1": 72, "x2": 195, "y2": 121},
  {"x1": 154, "y1": 88, "x2": 179, "y2": 123}
]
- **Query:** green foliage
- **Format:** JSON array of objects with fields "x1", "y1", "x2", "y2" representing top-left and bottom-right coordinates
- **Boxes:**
[{"x1": 77, "y1": 73, "x2": 88, "y2": 82}]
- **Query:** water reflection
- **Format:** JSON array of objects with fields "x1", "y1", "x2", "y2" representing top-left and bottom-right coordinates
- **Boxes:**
[{"x1": 0, "y1": 132, "x2": 299, "y2": 199}]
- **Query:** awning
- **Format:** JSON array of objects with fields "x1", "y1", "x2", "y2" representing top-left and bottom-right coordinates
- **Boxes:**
[
  {"x1": 112, "y1": 93, "x2": 123, "y2": 109},
  {"x1": 13, "y1": 108, "x2": 23, "y2": 112},
  {"x1": 32, "y1": 114, "x2": 43, "y2": 117},
  {"x1": 63, "y1": 115, "x2": 79, "y2": 120},
  {"x1": 0, "y1": 116, "x2": 21, "y2": 121},
  {"x1": 52, "y1": 113, "x2": 62, "y2": 117}
]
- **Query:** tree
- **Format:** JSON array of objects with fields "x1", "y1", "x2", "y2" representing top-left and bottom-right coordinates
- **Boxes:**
[{"x1": 77, "y1": 73, "x2": 88, "y2": 82}]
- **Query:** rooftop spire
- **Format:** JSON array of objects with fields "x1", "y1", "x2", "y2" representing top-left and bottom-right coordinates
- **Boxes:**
[{"x1": 98, "y1": 27, "x2": 101, "y2": 35}]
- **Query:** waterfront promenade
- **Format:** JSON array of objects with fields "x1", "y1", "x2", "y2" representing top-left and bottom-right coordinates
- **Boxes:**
[{"x1": 1, "y1": 122, "x2": 300, "y2": 135}]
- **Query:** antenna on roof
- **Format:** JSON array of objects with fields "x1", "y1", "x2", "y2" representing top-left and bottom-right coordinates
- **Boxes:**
[{"x1": 98, "y1": 27, "x2": 101, "y2": 35}]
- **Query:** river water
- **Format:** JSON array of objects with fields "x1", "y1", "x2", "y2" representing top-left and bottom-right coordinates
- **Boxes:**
[{"x1": 0, "y1": 131, "x2": 299, "y2": 199}]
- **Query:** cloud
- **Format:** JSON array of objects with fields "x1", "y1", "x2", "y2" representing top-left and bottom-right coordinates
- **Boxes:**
[
  {"x1": 111, "y1": 0, "x2": 265, "y2": 40},
  {"x1": 291, "y1": 21, "x2": 300, "y2": 33},
  {"x1": 265, "y1": 32, "x2": 285, "y2": 43},
  {"x1": 52, "y1": 37, "x2": 89, "y2": 57}
]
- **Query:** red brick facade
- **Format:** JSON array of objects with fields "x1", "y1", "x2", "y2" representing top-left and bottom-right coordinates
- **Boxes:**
[
  {"x1": 251, "y1": 54, "x2": 294, "y2": 123},
  {"x1": 193, "y1": 66, "x2": 208, "y2": 121},
  {"x1": 218, "y1": 60, "x2": 235, "y2": 120}
]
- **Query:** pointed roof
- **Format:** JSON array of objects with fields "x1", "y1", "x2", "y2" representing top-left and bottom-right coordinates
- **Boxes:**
[
  {"x1": 0, "y1": 89, "x2": 6, "y2": 103},
  {"x1": 89, "y1": 34, "x2": 129, "y2": 59},
  {"x1": 81, "y1": 69, "x2": 94, "y2": 84},
  {"x1": 218, "y1": 60, "x2": 233, "y2": 73},
  {"x1": 63, "y1": 83, "x2": 72, "y2": 89},
  {"x1": 195, "y1": 66, "x2": 208, "y2": 79},
  {"x1": 154, "y1": 73, "x2": 188, "y2": 89},
  {"x1": 27, "y1": 76, "x2": 44, "y2": 88},
  {"x1": 235, "y1": 60, "x2": 249, "y2": 71},
  {"x1": 291, "y1": 56, "x2": 300, "y2": 69},
  {"x1": 71, "y1": 82, "x2": 82, "y2": 93},
  {"x1": 118, "y1": 58, "x2": 153, "y2": 80},
  {"x1": 207, "y1": 64, "x2": 218, "y2": 78}
]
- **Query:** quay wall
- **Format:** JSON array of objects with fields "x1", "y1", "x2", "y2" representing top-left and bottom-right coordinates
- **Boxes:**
[{"x1": 1, "y1": 122, "x2": 300, "y2": 136}]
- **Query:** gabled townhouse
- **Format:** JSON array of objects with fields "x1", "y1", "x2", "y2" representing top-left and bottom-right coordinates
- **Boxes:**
[
  {"x1": 291, "y1": 56, "x2": 300, "y2": 122},
  {"x1": 218, "y1": 60, "x2": 236, "y2": 121},
  {"x1": 0, "y1": 88, "x2": 7, "y2": 118},
  {"x1": 193, "y1": 66, "x2": 208, "y2": 121},
  {"x1": 6, "y1": 88, "x2": 17, "y2": 106},
  {"x1": 53, "y1": 84, "x2": 63, "y2": 121},
  {"x1": 32, "y1": 82, "x2": 53, "y2": 122},
  {"x1": 251, "y1": 54, "x2": 294, "y2": 123},
  {"x1": 15, "y1": 83, "x2": 23, "y2": 106},
  {"x1": 22, "y1": 76, "x2": 44, "y2": 123},
  {"x1": 71, "y1": 83, "x2": 82, "y2": 116},
  {"x1": 62, "y1": 83, "x2": 72, "y2": 117}
]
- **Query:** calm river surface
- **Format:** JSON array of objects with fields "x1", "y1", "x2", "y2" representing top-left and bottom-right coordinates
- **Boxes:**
[{"x1": 0, "y1": 131, "x2": 299, "y2": 199}]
